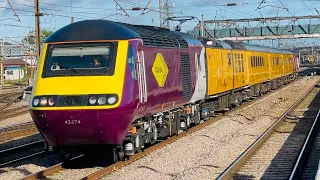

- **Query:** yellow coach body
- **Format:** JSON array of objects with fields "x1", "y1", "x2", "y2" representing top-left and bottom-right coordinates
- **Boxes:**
[
  {"x1": 204, "y1": 41, "x2": 294, "y2": 98},
  {"x1": 269, "y1": 53, "x2": 284, "y2": 80},
  {"x1": 246, "y1": 51, "x2": 269, "y2": 86},
  {"x1": 232, "y1": 50, "x2": 247, "y2": 89},
  {"x1": 206, "y1": 47, "x2": 234, "y2": 95},
  {"x1": 283, "y1": 54, "x2": 294, "y2": 75}
]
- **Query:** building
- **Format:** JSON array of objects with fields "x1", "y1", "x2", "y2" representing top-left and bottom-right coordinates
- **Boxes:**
[{"x1": 3, "y1": 57, "x2": 29, "y2": 80}]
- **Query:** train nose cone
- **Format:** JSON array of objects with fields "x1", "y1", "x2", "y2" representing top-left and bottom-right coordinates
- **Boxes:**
[{"x1": 31, "y1": 109, "x2": 133, "y2": 146}]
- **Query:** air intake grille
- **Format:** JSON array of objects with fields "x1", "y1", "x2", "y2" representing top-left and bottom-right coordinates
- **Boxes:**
[
  {"x1": 119, "y1": 23, "x2": 189, "y2": 49},
  {"x1": 180, "y1": 53, "x2": 192, "y2": 100}
]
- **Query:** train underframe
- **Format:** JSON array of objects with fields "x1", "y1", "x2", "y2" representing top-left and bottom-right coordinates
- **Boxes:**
[{"x1": 55, "y1": 74, "x2": 296, "y2": 162}]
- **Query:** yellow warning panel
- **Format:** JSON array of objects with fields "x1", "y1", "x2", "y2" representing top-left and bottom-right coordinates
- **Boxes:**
[{"x1": 152, "y1": 53, "x2": 168, "y2": 87}]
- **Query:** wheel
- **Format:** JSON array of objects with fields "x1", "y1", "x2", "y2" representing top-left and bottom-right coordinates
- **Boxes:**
[
  {"x1": 58, "y1": 149, "x2": 72, "y2": 162},
  {"x1": 113, "y1": 147, "x2": 124, "y2": 162}
]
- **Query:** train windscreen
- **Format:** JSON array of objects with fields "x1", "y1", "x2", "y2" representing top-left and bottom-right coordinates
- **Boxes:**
[{"x1": 43, "y1": 43, "x2": 116, "y2": 77}]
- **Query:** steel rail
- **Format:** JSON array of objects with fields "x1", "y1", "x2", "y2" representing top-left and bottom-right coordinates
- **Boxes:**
[
  {"x1": 0, "y1": 140, "x2": 43, "y2": 154},
  {"x1": 0, "y1": 140, "x2": 45, "y2": 167},
  {"x1": 0, "y1": 91, "x2": 24, "y2": 101},
  {"x1": 22, "y1": 155, "x2": 85, "y2": 180},
  {"x1": 0, "y1": 122, "x2": 38, "y2": 142},
  {"x1": 20, "y1": 78, "x2": 313, "y2": 180},
  {"x1": 0, "y1": 151, "x2": 46, "y2": 167},
  {"x1": 289, "y1": 109, "x2": 320, "y2": 180},
  {"x1": 0, "y1": 106, "x2": 29, "y2": 121},
  {"x1": 216, "y1": 81, "x2": 319, "y2": 180},
  {"x1": 21, "y1": 98, "x2": 256, "y2": 180},
  {"x1": 0, "y1": 86, "x2": 23, "y2": 90},
  {"x1": 83, "y1": 80, "x2": 311, "y2": 180},
  {"x1": 0, "y1": 121, "x2": 34, "y2": 132}
]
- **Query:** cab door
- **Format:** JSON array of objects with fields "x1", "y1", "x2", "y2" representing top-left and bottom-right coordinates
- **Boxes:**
[
  {"x1": 137, "y1": 51, "x2": 147, "y2": 104},
  {"x1": 190, "y1": 47, "x2": 206, "y2": 102}
]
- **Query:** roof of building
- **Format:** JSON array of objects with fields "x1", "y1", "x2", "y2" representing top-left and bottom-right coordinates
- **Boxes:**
[
  {"x1": 4, "y1": 42, "x2": 13, "y2": 45},
  {"x1": 3, "y1": 57, "x2": 30, "y2": 66}
]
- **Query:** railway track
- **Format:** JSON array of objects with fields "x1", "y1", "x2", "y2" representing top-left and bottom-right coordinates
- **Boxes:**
[
  {"x1": 0, "y1": 95, "x2": 25, "y2": 111},
  {"x1": 217, "y1": 83, "x2": 320, "y2": 180},
  {"x1": 21, "y1": 79, "x2": 311, "y2": 180},
  {"x1": 0, "y1": 122, "x2": 38, "y2": 142},
  {"x1": 0, "y1": 105, "x2": 29, "y2": 121},
  {"x1": 298, "y1": 67, "x2": 319, "y2": 76},
  {"x1": 0, "y1": 85, "x2": 24, "y2": 88},
  {"x1": 0, "y1": 91, "x2": 24, "y2": 102},
  {"x1": 0, "y1": 91, "x2": 27, "y2": 121},
  {"x1": 289, "y1": 109, "x2": 320, "y2": 180},
  {"x1": 0, "y1": 140, "x2": 46, "y2": 167}
]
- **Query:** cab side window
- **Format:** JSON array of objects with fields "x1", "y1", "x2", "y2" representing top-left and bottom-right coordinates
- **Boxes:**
[{"x1": 127, "y1": 45, "x2": 137, "y2": 79}]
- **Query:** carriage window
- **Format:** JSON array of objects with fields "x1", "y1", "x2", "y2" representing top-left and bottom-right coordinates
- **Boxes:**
[
  {"x1": 251, "y1": 57, "x2": 253, "y2": 67},
  {"x1": 198, "y1": 54, "x2": 201, "y2": 71},
  {"x1": 259, "y1": 57, "x2": 262, "y2": 66},
  {"x1": 252, "y1": 57, "x2": 254, "y2": 67},
  {"x1": 259, "y1": 56, "x2": 262, "y2": 66},
  {"x1": 241, "y1": 60, "x2": 244, "y2": 72},
  {"x1": 195, "y1": 53, "x2": 201, "y2": 71},
  {"x1": 273, "y1": 58, "x2": 275, "y2": 66},
  {"x1": 272, "y1": 58, "x2": 274, "y2": 66},
  {"x1": 235, "y1": 59, "x2": 238, "y2": 73},
  {"x1": 127, "y1": 45, "x2": 136, "y2": 79},
  {"x1": 227, "y1": 53, "x2": 232, "y2": 66}
]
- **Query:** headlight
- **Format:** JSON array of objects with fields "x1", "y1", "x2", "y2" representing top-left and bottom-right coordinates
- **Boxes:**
[
  {"x1": 98, "y1": 96, "x2": 107, "y2": 105},
  {"x1": 40, "y1": 97, "x2": 48, "y2": 106},
  {"x1": 33, "y1": 98, "x2": 40, "y2": 106},
  {"x1": 88, "y1": 94, "x2": 118, "y2": 106},
  {"x1": 107, "y1": 96, "x2": 117, "y2": 105},
  {"x1": 89, "y1": 96, "x2": 97, "y2": 105},
  {"x1": 48, "y1": 97, "x2": 55, "y2": 106}
]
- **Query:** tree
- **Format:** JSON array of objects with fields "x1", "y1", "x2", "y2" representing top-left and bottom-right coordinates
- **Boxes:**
[{"x1": 22, "y1": 29, "x2": 54, "y2": 44}]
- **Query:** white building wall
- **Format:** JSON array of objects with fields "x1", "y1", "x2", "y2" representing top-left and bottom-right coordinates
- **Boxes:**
[{"x1": 5, "y1": 69, "x2": 24, "y2": 80}]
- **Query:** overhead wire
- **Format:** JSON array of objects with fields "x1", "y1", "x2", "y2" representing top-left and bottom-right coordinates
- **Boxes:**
[
  {"x1": 21, "y1": 0, "x2": 114, "y2": 11},
  {"x1": 4, "y1": 0, "x2": 114, "y2": 16},
  {"x1": 6, "y1": 0, "x2": 21, "y2": 22},
  {"x1": 301, "y1": 0, "x2": 315, "y2": 14},
  {"x1": 0, "y1": 0, "x2": 319, "y2": 36},
  {"x1": 205, "y1": 0, "x2": 257, "y2": 18},
  {"x1": 0, "y1": 5, "x2": 97, "y2": 21},
  {"x1": 198, "y1": 0, "x2": 247, "y2": 18}
]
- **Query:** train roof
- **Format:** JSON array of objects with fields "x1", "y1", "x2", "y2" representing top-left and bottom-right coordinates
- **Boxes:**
[
  {"x1": 203, "y1": 39, "x2": 232, "y2": 49},
  {"x1": 44, "y1": 20, "x2": 140, "y2": 43},
  {"x1": 45, "y1": 20, "x2": 199, "y2": 49},
  {"x1": 224, "y1": 40, "x2": 293, "y2": 55},
  {"x1": 118, "y1": 23, "x2": 191, "y2": 48}
]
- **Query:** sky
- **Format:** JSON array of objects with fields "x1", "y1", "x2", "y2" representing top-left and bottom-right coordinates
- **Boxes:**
[{"x1": 0, "y1": 0, "x2": 320, "y2": 48}]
